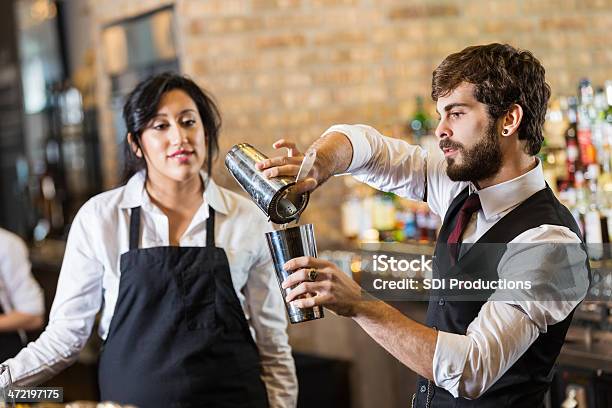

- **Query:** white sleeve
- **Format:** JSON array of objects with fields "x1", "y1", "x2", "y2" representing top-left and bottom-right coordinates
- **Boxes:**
[
  {"x1": 0, "y1": 234, "x2": 44, "y2": 316},
  {"x1": 323, "y1": 124, "x2": 428, "y2": 200},
  {"x1": 244, "y1": 229, "x2": 298, "y2": 408},
  {"x1": 434, "y1": 301, "x2": 540, "y2": 399},
  {"x1": 321, "y1": 124, "x2": 465, "y2": 217},
  {"x1": 496, "y1": 225, "x2": 589, "y2": 331},
  {"x1": 1, "y1": 202, "x2": 104, "y2": 386}
]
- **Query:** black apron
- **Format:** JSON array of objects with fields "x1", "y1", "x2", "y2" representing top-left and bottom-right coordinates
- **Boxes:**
[
  {"x1": 0, "y1": 303, "x2": 24, "y2": 362},
  {"x1": 98, "y1": 206, "x2": 269, "y2": 408}
]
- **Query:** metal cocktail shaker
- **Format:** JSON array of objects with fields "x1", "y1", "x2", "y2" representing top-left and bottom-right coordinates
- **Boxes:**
[
  {"x1": 225, "y1": 143, "x2": 310, "y2": 224},
  {"x1": 266, "y1": 224, "x2": 324, "y2": 324}
]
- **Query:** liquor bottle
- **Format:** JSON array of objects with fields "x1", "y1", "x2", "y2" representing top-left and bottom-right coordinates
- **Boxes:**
[
  {"x1": 565, "y1": 97, "x2": 581, "y2": 184},
  {"x1": 596, "y1": 81, "x2": 612, "y2": 243},
  {"x1": 403, "y1": 210, "x2": 417, "y2": 241},
  {"x1": 574, "y1": 170, "x2": 588, "y2": 237},
  {"x1": 604, "y1": 81, "x2": 612, "y2": 166},
  {"x1": 340, "y1": 196, "x2": 362, "y2": 240},
  {"x1": 374, "y1": 192, "x2": 397, "y2": 242},
  {"x1": 596, "y1": 84, "x2": 612, "y2": 196},
  {"x1": 37, "y1": 135, "x2": 66, "y2": 238},
  {"x1": 605, "y1": 80, "x2": 612, "y2": 123},
  {"x1": 409, "y1": 96, "x2": 432, "y2": 143},
  {"x1": 545, "y1": 97, "x2": 568, "y2": 148},
  {"x1": 577, "y1": 79, "x2": 597, "y2": 165},
  {"x1": 415, "y1": 203, "x2": 430, "y2": 242},
  {"x1": 426, "y1": 211, "x2": 440, "y2": 241},
  {"x1": 585, "y1": 166, "x2": 603, "y2": 237},
  {"x1": 593, "y1": 87, "x2": 608, "y2": 166},
  {"x1": 391, "y1": 195, "x2": 406, "y2": 242},
  {"x1": 597, "y1": 149, "x2": 612, "y2": 244}
]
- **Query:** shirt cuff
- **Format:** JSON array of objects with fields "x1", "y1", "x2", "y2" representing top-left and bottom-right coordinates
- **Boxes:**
[
  {"x1": 0, "y1": 369, "x2": 9, "y2": 388},
  {"x1": 321, "y1": 124, "x2": 372, "y2": 173},
  {"x1": 433, "y1": 330, "x2": 471, "y2": 398}
]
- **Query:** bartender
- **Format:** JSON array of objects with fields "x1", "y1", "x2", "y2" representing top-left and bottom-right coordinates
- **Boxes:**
[
  {"x1": 0, "y1": 228, "x2": 44, "y2": 362},
  {"x1": 259, "y1": 43, "x2": 590, "y2": 407},
  {"x1": 1, "y1": 73, "x2": 297, "y2": 408}
]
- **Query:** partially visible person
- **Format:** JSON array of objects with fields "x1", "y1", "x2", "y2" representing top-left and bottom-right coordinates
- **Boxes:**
[{"x1": 0, "y1": 227, "x2": 45, "y2": 362}]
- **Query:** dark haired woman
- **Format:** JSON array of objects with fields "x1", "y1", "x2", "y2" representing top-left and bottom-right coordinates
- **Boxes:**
[{"x1": 0, "y1": 73, "x2": 297, "y2": 407}]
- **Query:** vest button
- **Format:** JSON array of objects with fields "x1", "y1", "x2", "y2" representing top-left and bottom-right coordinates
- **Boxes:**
[
  {"x1": 420, "y1": 385, "x2": 427, "y2": 393},
  {"x1": 438, "y1": 298, "x2": 445, "y2": 306}
]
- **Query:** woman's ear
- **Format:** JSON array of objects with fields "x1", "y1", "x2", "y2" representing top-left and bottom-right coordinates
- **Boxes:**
[{"x1": 127, "y1": 133, "x2": 143, "y2": 158}]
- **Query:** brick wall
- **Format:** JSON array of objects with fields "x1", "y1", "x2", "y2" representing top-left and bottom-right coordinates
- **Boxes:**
[{"x1": 91, "y1": 0, "x2": 612, "y2": 246}]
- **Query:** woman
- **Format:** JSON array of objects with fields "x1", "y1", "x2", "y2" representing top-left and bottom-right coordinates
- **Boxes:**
[{"x1": 1, "y1": 73, "x2": 297, "y2": 407}]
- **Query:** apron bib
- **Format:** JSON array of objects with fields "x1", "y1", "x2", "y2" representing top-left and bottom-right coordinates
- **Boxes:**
[{"x1": 98, "y1": 206, "x2": 268, "y2": 408}]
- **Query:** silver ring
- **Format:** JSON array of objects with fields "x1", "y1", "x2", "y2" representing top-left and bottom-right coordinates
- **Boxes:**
[{"x1": 308, "y1": 269, "x2": 318, "y2": 282}]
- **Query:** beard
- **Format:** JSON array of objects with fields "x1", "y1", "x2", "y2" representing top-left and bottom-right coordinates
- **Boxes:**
[{"x1": 441, "y1": 121, "x2": 503, "y2": 182}]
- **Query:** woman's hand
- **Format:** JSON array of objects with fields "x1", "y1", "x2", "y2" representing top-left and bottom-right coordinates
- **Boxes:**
[
  {"x1": 255, "y1": 139, "x2": 319, "y2": 194},
  {"x1": 281, "y1": 256, "x2": 364, "y2": 317}
]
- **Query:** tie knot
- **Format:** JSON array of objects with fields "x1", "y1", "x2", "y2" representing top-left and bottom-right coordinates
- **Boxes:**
[{"x1": 461, "y1": 193, "x2": 481, "y2": 214}]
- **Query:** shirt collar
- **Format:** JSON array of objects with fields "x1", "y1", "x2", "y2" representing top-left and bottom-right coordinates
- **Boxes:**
[
  {"x1": 118, "y1": 170, "x2": 230, "y2": 215},
  {"x1": 469, "y1": 158, "x2": 546, "y2": 220}
]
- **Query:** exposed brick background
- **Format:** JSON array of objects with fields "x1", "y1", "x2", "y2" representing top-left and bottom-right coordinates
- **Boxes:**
[{"x1": 91, "y1": 0, "x2": 612, "y2": 247}]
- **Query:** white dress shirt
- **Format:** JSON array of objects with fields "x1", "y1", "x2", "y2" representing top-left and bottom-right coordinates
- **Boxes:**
[
  {"x1": 0, "y1": 228, "x2": 44, "y2": 322},
  {"x1": 324, "y1": 124, "x2": 589, "y2": 399},
  {"x1": 1, "y1": 171, "x2": 297, "y2": 408}
]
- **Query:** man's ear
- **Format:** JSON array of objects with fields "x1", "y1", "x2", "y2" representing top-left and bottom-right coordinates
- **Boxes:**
[
  {"x1": 127, "y1": 133, "x2": 143, "y2": 158},
  {"x1": 501, "y1": 104, "x2": 523, "y2": 137}
]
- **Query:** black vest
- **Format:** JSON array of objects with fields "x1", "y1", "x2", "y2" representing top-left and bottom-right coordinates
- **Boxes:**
[{"x1": 413, "y1": 186, "x2": 589, "y2": 408}]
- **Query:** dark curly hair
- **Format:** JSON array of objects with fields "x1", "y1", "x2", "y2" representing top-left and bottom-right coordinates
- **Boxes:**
[
  {"x1": 431, "y1": 43, "x2": 550, "y2": 155},
  {"x1": 121, "y1": 72, "x2": 222, "y2": 182}
]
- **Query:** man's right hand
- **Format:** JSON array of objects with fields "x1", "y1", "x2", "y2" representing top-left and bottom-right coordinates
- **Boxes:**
[{"x1": 256, "y1": 139, "x2": 319, "y2": 195}]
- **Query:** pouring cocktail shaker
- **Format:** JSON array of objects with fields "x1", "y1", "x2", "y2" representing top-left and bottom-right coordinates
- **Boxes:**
[
  {"x1": 226, "y1": 143, "x2": 323, "y2": 323},
  {"x1": 266, "y1": 224, "x2": 324, "y2": 323},
  {"x1": 225, "y1": 143, "x2": 310, "y2": 224}
]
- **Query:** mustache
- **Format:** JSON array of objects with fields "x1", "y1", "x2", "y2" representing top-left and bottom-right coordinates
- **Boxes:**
[{"x1": 439, "y1": 139, "x2": 464, "y2": 151}]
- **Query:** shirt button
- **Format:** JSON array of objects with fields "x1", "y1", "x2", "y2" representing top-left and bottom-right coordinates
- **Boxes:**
[
  {"x1": 420, "y1": 385, "x2": 427, "y2": 393},
  {"x1": 438, "y1": 298, "x2": 445, "y2": 306}
]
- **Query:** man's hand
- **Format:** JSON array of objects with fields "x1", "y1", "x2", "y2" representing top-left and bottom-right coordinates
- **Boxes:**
[
  {"x1": 283, "y1": 257, "x2": 437, "y2": 382},
  {"x1": 282, "y1": 256, "x2": 363, "y2": 317},
  {"x1": 255, "y1": 139, "x2": 318, "y2": 194},
  {"x1": 256, "y1": 132, "x2": 354, "y2": 194}
]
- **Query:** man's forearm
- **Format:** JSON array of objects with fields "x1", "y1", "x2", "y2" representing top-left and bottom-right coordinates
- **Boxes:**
[
  {"x1": 309, "y1": 131, "x2": 353, "y2": 186},
  {"x1": 352, "y1": 299, "x2": 437, "y2": 380},
  {"x1": 0, "y1": 312, "x2": 44, "y2": 332}
]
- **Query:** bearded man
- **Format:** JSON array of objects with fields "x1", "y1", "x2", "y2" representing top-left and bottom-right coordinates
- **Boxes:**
[{"x1": 258, "y1": 43, "x2": 590, "y2": 407}]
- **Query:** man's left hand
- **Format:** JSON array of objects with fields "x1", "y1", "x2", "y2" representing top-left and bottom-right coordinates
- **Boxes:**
[{"x1": 282, "y1": 256, "x2": 363, "y2": 317}]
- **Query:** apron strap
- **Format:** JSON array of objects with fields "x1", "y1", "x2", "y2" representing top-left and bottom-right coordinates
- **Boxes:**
[
  {"x1": 206, "y1": 207, "x2": 215, "y2": 247},
  {"x1": 129, "y1": 207, "x2": 141, "y2": 250},
  {"x1": 129, "y1": 205, "x2": 214, "y2": 248}
]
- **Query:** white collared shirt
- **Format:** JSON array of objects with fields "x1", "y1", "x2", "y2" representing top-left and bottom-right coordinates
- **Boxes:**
[
  {"x1": 2, "y1": 171, "x2": 297, "y2": 408},
  {"x1": 325, "y1": 124, "x2": 589, "y2": 399},
  {"x1": 0, "y1": 228, "x2": 44, "y2": 319}
]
